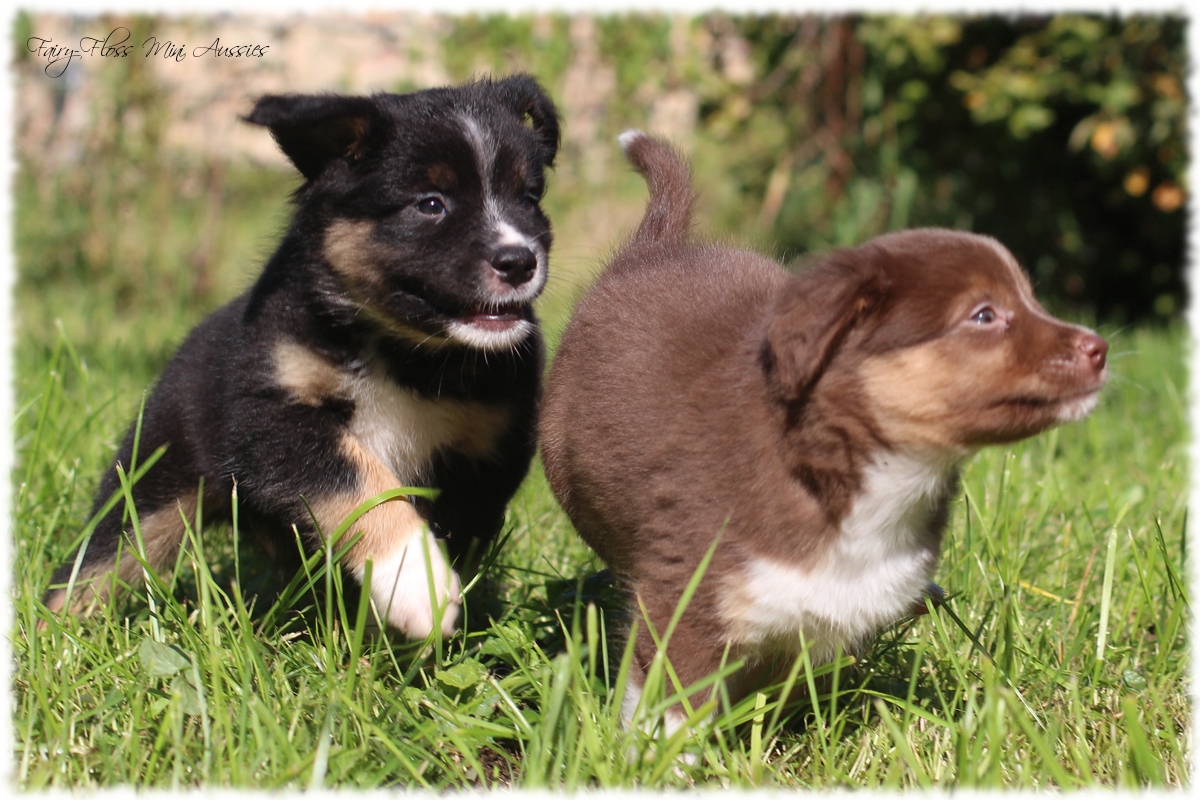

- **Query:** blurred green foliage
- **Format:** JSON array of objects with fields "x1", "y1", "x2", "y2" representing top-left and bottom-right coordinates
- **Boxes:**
[
  {"x1": 444, "y1": 12, "x2": 1185, "y2": 323},
  {"x1": 443, "y1": 15, "x2": 573, "y2": 88},
  {"x1": 693, "y1": 14, "x2": 1187, "y2": 323},
  {"x1": 15, "y1": 14, "x2": 294, "y2": 371}
]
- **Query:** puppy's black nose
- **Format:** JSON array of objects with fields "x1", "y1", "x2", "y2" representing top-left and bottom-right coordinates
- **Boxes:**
[
  {"x1": 1077, "y1": 332, "x2": 1108, "y2": 370},
  {"x1": 491, "y1": 246, "x2": 538, "y2": 286}
]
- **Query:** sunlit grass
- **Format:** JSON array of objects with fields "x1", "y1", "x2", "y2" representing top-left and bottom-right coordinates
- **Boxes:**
[
  {"x1": 12, "y1": 301, "x2": 1188, "y2": 788},
  {"x1": 11, "y1": 147, "x2": 1189, "y2": 788}
]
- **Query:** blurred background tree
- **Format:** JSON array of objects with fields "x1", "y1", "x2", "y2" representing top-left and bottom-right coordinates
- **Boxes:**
[{"x1": 690, "y1": 14, "x2": 1187, "y2": 323}]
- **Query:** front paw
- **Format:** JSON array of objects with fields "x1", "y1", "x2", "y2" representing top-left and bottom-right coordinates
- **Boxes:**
[{"x1": 369, "y1": 527, "x2": 462, "y2": 639}]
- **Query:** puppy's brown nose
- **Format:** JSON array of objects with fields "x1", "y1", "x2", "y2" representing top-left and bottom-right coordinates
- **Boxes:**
[
  {"x1": 1077, "y1": 332, "x2": 1108, "y2": 370},
  {"x1": 492, "y1": 246, "x2": 537, "y2": 286}
]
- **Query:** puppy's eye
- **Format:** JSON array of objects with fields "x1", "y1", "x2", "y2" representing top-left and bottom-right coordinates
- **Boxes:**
[
  {"x1": 415, "y1": 197, "x2": 447, "y2": 216},
  {"x1": 970, "y1": 306, "x2": 998, "y2": 325}
]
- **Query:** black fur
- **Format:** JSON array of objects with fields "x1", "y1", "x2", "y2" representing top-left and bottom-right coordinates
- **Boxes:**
[{"x1": 45, "y1": 75, "x2": 560, "y2": 636}]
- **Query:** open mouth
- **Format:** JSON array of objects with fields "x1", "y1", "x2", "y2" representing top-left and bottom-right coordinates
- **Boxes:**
[
  {"x1": 441, "y1": 300, "x2": 536, "y2": 350},
  {"x1": 453, "y1": 302, "x2": 530, "y2": 331}
]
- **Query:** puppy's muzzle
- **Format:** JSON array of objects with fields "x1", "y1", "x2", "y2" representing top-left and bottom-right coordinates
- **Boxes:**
[{"x1": 491, "y1": 245, "x2": 538, "y2": 287}]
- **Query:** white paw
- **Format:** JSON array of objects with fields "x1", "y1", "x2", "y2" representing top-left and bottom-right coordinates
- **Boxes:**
[
  {"x1": 621, "y1": 677, "x2": 700, "y2": 765},
  {"x1": 368, "y1": 527, "x2": 461, "y2": 639}
]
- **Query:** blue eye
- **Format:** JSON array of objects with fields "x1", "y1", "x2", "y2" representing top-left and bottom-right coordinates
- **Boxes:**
[
  {"x1": 971, "y1": 306, "x2": 997, "y2": 325},
  {"x1": 415, "y1": 196, "x2": 447, "y2": 216}
]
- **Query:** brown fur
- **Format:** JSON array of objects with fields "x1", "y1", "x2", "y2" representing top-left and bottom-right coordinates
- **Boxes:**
[
  {"x1": 540, "y1": 133, "x2": 1108, "y2": 729},
  {"x1": 309, "y1": 434, "x2": 429, "y2": 573},
  {"x1": 44, "y1": 494, "x2": 198, "y2": 615},
  {"x1": 323, "y1": 219, "x2": 385, "y2": 288},
  {"x1": 274, "y1": 341, "x2": 345, "y2": 407},
  {"x1": 427, "y1": 163, "x2": 459, "y2": 191}
]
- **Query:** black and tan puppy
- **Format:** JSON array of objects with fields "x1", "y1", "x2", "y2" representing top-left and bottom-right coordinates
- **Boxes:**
[
  {"x1": 540, "y1": 133, "x2": 1108, "y2": 733},
  {"x1": 45, "y1": 75, "x2": 560, "y2": 638}
]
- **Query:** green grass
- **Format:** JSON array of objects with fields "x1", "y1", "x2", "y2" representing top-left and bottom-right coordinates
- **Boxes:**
[{"x1": 11, "y1": 151, "x2": 1190, "y2": 788}]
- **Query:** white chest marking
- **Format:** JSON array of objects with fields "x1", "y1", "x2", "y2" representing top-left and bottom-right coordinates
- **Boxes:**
[
  {"x1": 344, "y1": 368, "x2": 510, "y2": 484},
  {"x1": 274, "y1": 341, "x2": 509, "y2": 484},
  {"x1": 724, "y1": 451, "x2": 959, "y2": 663}
]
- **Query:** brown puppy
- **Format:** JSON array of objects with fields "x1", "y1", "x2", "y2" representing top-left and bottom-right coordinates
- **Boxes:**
[{"x1": 540, "y1": 132, "x2": 1108, "y2": 734}]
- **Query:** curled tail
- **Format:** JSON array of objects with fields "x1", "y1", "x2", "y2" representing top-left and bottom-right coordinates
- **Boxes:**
[{"x1": 618, "y1": 130, "x2": 696, "y2": 246}]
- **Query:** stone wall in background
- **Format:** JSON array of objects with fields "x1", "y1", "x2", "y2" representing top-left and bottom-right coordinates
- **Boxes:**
[
  {"x1": 17, "y1": 14, "x2": 464, "y2": 169},
  {"x1": 16, "y1": 12, "x2": 704, "y2": 180}
]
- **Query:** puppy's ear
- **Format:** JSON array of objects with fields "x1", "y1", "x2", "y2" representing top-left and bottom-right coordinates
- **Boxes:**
[
  {"x1": 495, "y1": 74, "x2": 560, "y2": 167},
  {"x1": 765, "y1": 256, "x2": 889, "y2": 404},
  {"x1": 244, "y1": 94, "x2": 382, "y2": 181}
]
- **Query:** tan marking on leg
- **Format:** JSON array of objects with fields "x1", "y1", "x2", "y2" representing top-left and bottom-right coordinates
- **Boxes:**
[
  {"x1": 274, "y1": 341, "x2": 347, "y2": 406},
  {"x1": 310, "y1": 434, "x2": 426, "y2": 561},
  {"x1": 308, "y1": 433, "x2": 461, "y2": 639},
  {"x1": 44, "y1": 494, "x2": 197, "y2": 617}
]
